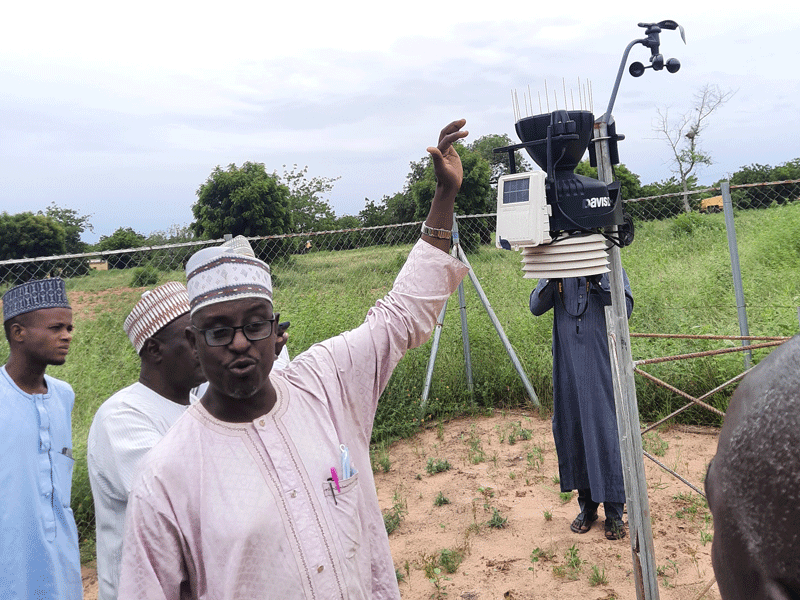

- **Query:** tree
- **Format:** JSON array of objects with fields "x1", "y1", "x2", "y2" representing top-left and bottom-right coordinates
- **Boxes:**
[
  {"x1": 654, "y1": 84, "x2": 735, "y2": 212},
  {"x1": 406, "y1": 144, "x2": 493, "y2": 219},
  {"x1": 146, "y1": 224, "x2": 196, "y2": 246},
  {"x1": 0, "y1": 212, "x2": 67, "y2": 260},
  {"x1": 358, "y1": 198, "x2": 389, "y2": 227},
  {"x1": 729, "y1": 158, "x2": 800, "y2": 209},
  {"x1": 467, "y1": 134, "x2": 532, "y2": 185},
  {"x1": 276, "y1": 165, "x2": 339, "y2": 233},
  {"x1": 40, "y1": 203, "x2": 93, "y2": 254},
  {"x1": 95, "y1": 227, "x2": 148, "y2": 269},
  {"x1": 0, "y1": 212, "x2": 68, "y2": 283},
  {"x1": 191, "y1": 162, "x2": 293, "y2": 239},
  {"x1": 574, "y1": 160, "x2": 643, "y2": 201},
  {"x1": 384, "y1": 191, "x2": 417, "y2": 225},
  {"x1": 628, "y1": 176, "x2": 695, "y2": 221}
]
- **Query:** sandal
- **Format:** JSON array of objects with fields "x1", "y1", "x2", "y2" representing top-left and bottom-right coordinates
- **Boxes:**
[
  {"x1": 604, "y1": 517, "x2": 626, "y2": 540},
  {"x1": 570, "y1": 510, "x2": 598, "y2": 534}
]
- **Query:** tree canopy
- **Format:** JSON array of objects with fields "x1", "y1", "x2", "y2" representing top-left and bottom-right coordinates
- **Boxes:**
[
  {"x1": 0, "y1": 212, "x2": 67, "y2": 261},
  {"x1": 95, "y1": 227, "x2": 147, "y2": 251},
  {"x1": 574, "y1": 160, "x2": 642, "y2": 201},
  {"x1": 39, "y1": 203, "x2": 93, "y2": 254},
  {"x1": 468, "y1": 134, "x2": 531, "y2": 184},
  {"x1": 402, "y1": 143, "x2": 494, "y2": 220},
  {"x1": 653, "y1": 84, "x2": 735, "y2": 212},
  {"x1": 276, "y1": 165, "x2": 339, "y2": 233},
  {"x1": 191, "y1": 162, "x2": 293, "y2": 239}
]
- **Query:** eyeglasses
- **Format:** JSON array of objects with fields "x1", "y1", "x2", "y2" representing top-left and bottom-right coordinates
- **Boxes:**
[{"x1": 194, "y1": 317, "x2": 278, "y2": 347}]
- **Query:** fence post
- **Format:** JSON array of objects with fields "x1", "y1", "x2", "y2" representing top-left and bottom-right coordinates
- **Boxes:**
[{"x1": 721, "y1": 181, "x2": 752, "y2": 369}]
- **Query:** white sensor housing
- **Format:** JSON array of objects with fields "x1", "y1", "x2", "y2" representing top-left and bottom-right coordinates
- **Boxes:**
[{"x1": 495, "y1": 171, "x2": 610, "y2": 279}]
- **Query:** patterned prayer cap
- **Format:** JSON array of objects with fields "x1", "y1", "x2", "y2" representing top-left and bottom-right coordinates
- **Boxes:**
[
  {"x1": 2, "y1": 278, "x2": 71, "y2": 322},
  {"x1": 123, "y1": 281, "x2": 190, "y2": 354},
  {"x1": 185, "y1": 236, "x2": 272, "y2": 316}
]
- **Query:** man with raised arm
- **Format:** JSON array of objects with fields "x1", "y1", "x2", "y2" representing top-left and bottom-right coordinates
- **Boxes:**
[
  {"x1": 118, "y1": 120, "x2": 470, "y2": 600},
  {"x1": 1, "y1": 278, "x2": 82, "y2": 599}
]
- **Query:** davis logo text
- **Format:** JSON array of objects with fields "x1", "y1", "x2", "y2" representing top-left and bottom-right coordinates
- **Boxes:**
[{"x1": 583, "y1": 196, "x2": 612, "y2": 209}]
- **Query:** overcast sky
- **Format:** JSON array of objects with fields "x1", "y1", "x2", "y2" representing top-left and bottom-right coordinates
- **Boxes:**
[{"x1": 2, "y1": 1, "x2": 798, "y2": 243}]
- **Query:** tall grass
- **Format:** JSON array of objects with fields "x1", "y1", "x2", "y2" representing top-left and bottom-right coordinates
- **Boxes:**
[{"x1": 1, "y1": 202, "x2": 798, "y2": 560}]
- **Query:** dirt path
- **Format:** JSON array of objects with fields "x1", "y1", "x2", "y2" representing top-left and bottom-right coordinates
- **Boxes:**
[{"x1": 82, "y1": 409, "x2": 720, "y2": 599}]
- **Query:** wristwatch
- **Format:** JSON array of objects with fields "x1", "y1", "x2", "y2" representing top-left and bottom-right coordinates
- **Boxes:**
[{"x1": 420, "y1": 223, "x2": 452, "y2": 240}]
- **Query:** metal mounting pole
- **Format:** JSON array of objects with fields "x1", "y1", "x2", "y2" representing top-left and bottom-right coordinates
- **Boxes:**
[
  {"x1": 421, "y1": 299, "x2": 448, "y2": 409},
  {"x1": 594, "y1": 120, "x2": 659, "y2": 600}
]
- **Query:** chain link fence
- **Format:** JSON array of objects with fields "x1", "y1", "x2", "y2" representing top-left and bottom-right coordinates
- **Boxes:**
[
  {"x1": 1, "y1": 179, "x2": 797, "y2": 286},
  {"x1": 623, "y1": 178, "x2": 800, "y2": 221}
]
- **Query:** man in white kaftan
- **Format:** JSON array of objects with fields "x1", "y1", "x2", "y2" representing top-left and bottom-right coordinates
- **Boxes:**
[
  {"x1": 88, "y1": 282, "x2": 204, "y2": 600},
  {"x1": 118, "y1": 120, "x2": 470, "y2": 600}
]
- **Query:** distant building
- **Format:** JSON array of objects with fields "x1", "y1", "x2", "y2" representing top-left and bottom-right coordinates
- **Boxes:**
[
  {"x1": 700, "y1": 196, "x2": 723, "y2": 213},
  {"x1": 89, "y1": 259, "x2": 109, "y2": 271}
]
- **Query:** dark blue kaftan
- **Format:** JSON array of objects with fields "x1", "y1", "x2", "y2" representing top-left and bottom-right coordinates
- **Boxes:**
[{"x1": 530, "y1": 272, "x2": 633, "y2": 504}]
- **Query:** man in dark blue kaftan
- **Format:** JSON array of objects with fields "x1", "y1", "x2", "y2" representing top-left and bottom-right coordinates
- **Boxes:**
[{"x1": 530, "y1": 271, "x2": 633, "y2": 540}]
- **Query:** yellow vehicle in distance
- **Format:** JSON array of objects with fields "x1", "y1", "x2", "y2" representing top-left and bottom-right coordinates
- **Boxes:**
[{"x1": 700, "y1": 195, "x2": 723, "y2": 213}]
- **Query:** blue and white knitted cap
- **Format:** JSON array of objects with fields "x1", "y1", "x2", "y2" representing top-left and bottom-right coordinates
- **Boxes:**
[{"x1": 2, "y1": 278, "x2": 71, "y2": 322}]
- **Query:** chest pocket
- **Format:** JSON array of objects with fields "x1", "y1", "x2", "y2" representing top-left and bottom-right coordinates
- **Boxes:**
[
  {"x1": 52, "y1": 450, "x2": 75, "y2": 508},
  {"x1": 322, "y1": 472, "x2": 363, "y2": 560}
]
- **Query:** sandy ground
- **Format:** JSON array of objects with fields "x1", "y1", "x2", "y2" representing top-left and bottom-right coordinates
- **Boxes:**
[{"x1": 81, "y1": 409, "x2": 720, "y2": 600}]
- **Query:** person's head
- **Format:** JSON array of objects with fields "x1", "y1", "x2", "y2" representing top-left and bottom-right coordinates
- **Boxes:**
[
  {"x1": 123, "y1": 282, "x2": 205, "y2": 396},
  {"x1": 705, "y1": 334, "x2": 800, "y2": 600},
  {"x1": 3, "y1": 278, "x2": 73, "y2": 367},
  {"x1": 184, "y1": 237, "x2": 277, "y2": 402}
]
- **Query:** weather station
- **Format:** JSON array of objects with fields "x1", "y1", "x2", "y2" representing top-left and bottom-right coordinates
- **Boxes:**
[
  {"x1": 492, "y1": 20, "x2": 686, "y2": 600},
  {"x1": 493, "y1": 20, "x2": 685, "y2": 281}
]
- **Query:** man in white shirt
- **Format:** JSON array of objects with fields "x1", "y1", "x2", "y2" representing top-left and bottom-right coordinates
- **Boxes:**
[{"x1": 88, "y1": 282, "x2": 206, "y2": 600}]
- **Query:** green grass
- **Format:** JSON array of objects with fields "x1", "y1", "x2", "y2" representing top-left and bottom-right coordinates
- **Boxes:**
[
  {"x1": 383, "y1": 489, "x2": 408, "y2": 535},
  {"x1": 642, "y1": 432, "x2": 669, "y2": 457},
  {"x1": 2, "y1": 202, "x2": 799, "y2": 564},
  {"x1": 434, "y1": 491, "x2": 451, "y2": 506},
  {"x1": 426, "y1": 458, "x2": 452, "y2": 475},
  {"x1": 487, "y1": 507, "x2": 508, "y2": 529}
]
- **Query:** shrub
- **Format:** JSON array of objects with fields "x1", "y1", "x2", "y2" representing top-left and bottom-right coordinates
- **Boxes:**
[{"x1": 130, "y1": 265, "x2": 160, "y2": 287}]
